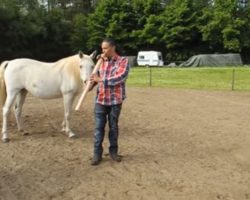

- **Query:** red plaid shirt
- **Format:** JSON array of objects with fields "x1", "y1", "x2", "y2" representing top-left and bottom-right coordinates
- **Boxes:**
[{"x1": 96, "y1": 54, "x2": 129, "y2": 105}]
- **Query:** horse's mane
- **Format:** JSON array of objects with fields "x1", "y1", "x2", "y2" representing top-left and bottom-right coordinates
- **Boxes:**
[{"x1": 56, "y1": 54, "x2": 81, "y2": 84}]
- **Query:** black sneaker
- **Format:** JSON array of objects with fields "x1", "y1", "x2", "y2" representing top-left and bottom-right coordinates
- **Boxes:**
[
  {"x1": 91, "y1": 156, "x2": 102, "y2": 166},
  {"x1": 110, "y1": 153, "x2": 122, "y2": 162}
]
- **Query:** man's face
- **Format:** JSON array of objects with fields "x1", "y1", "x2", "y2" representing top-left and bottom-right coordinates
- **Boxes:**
[{"x1": 101, "y1": 42, "x2": 115, "y2": 58}]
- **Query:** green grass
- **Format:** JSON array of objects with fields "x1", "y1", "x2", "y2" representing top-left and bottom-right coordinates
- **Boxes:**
[{"x1": 127, "y1": 66, "x2": 250, "y2": 91}]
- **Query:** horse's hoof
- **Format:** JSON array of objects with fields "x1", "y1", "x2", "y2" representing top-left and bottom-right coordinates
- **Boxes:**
[
  {"x1": 68, "y1": 133, "x2": 76, "y2": 138},
  {"x1": 2, "y1": 138, "x2": 10, "y2": 143},
  {"x1": 22, "y1": 131, "x2": 29, "y2": 136}
]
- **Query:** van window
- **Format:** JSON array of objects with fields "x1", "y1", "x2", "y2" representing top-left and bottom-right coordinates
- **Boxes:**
[
  {"x1": 158, "y1": 55, "x2": 162, "y2": 60},
  {"x1": 139, "y1": 55, "x2": 145, "y2": 59}
]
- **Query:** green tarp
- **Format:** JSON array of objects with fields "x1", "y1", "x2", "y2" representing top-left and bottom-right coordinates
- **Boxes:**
[{"x1": 179, "y1": 53, "x2": 243, "y2": 67}]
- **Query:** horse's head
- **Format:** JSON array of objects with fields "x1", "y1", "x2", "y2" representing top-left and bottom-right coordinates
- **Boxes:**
[{"x1": 78, "y1": 51, "x2": 96, "y2": 83}]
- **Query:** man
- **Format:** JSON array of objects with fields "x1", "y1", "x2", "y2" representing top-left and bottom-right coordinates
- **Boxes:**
[{"x1": 89, "y1": 38, "x2": 129, "y2": 166}]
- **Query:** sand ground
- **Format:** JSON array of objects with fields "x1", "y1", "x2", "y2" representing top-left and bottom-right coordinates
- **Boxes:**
[{"x1": 0, "y1": 87, "x2": 250, "y2": 200}]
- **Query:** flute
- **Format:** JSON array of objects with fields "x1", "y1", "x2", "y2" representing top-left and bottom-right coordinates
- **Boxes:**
[{"x1": 75, "y1": 58, "x2": 103, "y2": 111}]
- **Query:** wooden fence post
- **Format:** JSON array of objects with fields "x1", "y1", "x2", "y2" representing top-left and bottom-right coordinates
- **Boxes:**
[
  {"x1": 232, "y1": 69, "x2": 235, "y2": 91},
  {"x1": 147, "y1": 65, "x2": 152, "y2": 87}
]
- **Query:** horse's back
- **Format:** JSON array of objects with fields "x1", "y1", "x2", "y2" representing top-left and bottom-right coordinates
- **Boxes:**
[
  {"x1": 8, "y1": 58, "x2": 52, "y2": 69},
  {"x1": 5, "y1": 58, "x2": 64, "y2": 98},
  {"x1": 5, "y1": 58, "x2": 57, "y2": 83}
]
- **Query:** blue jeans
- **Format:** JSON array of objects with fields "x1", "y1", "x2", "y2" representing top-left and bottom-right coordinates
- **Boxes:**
[{"x1": 93, "y1": 103, "x2": 122, "y2": 157}]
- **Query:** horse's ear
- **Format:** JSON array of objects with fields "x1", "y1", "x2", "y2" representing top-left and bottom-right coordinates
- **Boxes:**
[
  {"x1": 89, "y1": 50, "x2": 97, "y2": 60},
  {"x1": 79, "y1": 51, "x2": 84, "y2": 59}
]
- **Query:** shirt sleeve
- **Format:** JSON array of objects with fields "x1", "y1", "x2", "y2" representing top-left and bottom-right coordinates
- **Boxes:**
[{"x1": 104, "y1": 57, "x2": 130, "y2": 86}]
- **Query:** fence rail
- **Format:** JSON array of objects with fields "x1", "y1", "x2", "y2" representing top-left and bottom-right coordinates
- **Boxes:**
[{"x1": 127, "y1": 66, "x2": 250, "y2": 91}]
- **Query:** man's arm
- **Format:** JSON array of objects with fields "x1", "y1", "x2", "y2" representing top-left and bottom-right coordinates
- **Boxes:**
[{"x1": 104, "y1": 57, "x2": 129, "y2": 86}]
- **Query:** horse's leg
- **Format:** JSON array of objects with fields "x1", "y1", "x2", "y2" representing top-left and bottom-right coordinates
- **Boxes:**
[
  {"x1": 2, "y1": 91, "x2": 18, "y2": 142},
  {"x1": 61, "y1": 120, "x2": 66, "y2": 132},
  {"x1": 63, "y1": 93, "x2": 75, "y2": 138},
  {"x1": 13, "y1": 89, "x2": 27, "y2": 132}
]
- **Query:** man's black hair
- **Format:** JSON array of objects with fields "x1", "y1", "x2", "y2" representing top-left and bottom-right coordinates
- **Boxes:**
[
  {"x1": 102, "y1": 37, "x2": 125, "y2": 56},
  {"x1": 102, "y1": 38, "x2": 116, "y2": 47}
]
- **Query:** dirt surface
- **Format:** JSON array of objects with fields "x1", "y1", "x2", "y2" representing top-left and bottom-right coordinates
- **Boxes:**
[{"x1": 1, "y1": 87, "x2": 250, "y2": 200}]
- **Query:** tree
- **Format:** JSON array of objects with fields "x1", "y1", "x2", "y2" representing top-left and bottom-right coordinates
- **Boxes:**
[
  {"x1": 40, "y1": 8, "x2": 72, "y2": 60},
  {"x1": 70, "y1": 13, "x2": 89, "y2": 52},
  {"x1": 86, "y1": 0, "x2": 165, "y2": 55},
  {"x1": 130, "y1": 0, "x2": 164, "y2": 51},
  {"x1": 86, "y1": 0, "x2": 124, "y2": 51},
  {"x1": 159, "y1": 0, "x2": 203, "y2": 61},
  {"x1": 105, "y1": 1, "x2": 139, "y2": 54},
  {"x1": 0, "y1": 0, "x2": 20, "y2": 60},
  {"x1": 0, "y1": 0, "x2": 47, "y2": 60},
  {"x1": 200, "y1": 0, "x2": 248, "y2": 52}
]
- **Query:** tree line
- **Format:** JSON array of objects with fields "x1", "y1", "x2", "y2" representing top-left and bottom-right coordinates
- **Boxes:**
[{"x1": 1, "y1": 0, "x2": 250, "y2": 63}]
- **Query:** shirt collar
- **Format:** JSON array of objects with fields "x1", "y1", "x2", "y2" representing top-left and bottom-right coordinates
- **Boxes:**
[{"x1": 107, "y1": 53, "x2": 119, "y2": 62}]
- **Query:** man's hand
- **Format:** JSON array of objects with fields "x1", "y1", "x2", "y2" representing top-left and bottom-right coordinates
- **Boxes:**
[
  {"x1": 88, "y1": 74, "x2": 101, "y2": 92},
  {"x1": 88, "y1": 82, "x2": 97, "y2": 92},
  {"x1": 96, "y1": 53, "x2": 108, "y2": 61},
  {"x1": 90, "y1": 73, "x2": 102, "y2": 83}
]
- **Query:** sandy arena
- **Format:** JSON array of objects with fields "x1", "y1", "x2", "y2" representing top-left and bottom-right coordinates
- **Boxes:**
[{"x1": 0, "y1": 87, "x2": 250, "y2": 200}]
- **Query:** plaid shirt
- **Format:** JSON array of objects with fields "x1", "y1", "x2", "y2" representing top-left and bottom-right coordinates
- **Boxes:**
[{"x1": 96, "y1": 54, "x2": 129, "y2": 105}]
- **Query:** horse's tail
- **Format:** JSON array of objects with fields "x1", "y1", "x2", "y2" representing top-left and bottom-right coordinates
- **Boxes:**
[{"x1": 0, "y1": 61, "x2": 8, "y2": 107}]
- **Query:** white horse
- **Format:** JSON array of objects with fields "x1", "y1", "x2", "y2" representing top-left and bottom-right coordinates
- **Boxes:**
[{"x1": 0, "y1": 51, "x2": 95, "y2": 142}]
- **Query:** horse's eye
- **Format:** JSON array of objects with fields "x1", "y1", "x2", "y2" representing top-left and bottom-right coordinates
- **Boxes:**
[{"x1": 80, "y1": 65, "x2": 82, "y2": 69}]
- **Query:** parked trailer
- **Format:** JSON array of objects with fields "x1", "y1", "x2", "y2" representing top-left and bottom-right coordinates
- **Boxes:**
[{"x1": 137, "y1": 51, "x2": 164, "y2": 66}]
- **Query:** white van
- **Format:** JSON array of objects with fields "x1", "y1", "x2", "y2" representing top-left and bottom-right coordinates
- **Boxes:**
[{"x1": 137, "y1": 51, "x2": 164, "y2": 66}]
